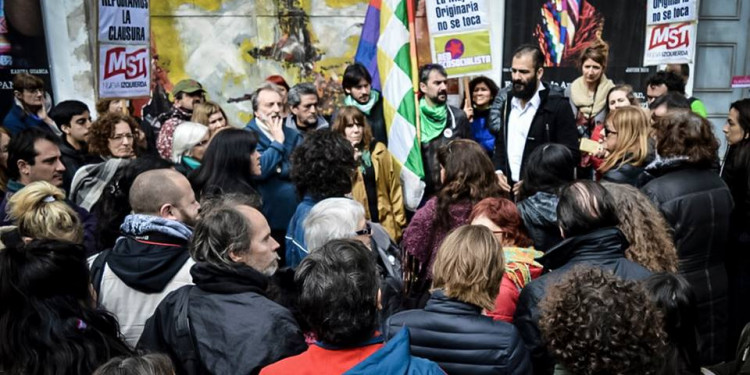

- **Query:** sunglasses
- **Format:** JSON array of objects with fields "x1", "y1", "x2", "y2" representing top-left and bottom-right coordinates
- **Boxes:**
[
  {"x1": 354, "y1": 223, "x2": 372, "y2": 236},
  {"x1": 604, "y1": 127, "x2": 618, "y2": 137}
]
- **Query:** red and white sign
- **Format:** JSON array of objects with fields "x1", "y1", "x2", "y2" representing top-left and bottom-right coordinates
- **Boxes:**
[
  {"x1": 644, "y1": 22, "x2": 696, "y2": 66},
  {"x1": 732, "y1": 76, "x2": 750, "y2": 88},
  {"x1": 98, "y1": 45, "x2": 150, "y2": 98}
]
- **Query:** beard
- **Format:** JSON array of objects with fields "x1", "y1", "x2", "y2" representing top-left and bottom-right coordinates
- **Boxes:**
[{"x1": 512, "y1": 77, "x2": 539, "y2": 101}]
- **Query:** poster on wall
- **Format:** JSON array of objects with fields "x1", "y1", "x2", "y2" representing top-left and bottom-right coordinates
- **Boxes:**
[
  {"x1": 643, "y1": 21, "x2": 696, "y2": 65},
  {"x1": 502, "y1": 0, "x2": 655, "y2": 102},
  {"x1": 98, "y1": 0, "x2": 150, "y2": 98},
  {"x1": 0, "y1": 0, "x2": 54, "y2": 120},
  {"x1": 98, "y1": 0, "x2": 150, "y2": 44},
  {"x1": 647, "y1": 0, "x2": 697, "y2": 25},
  {"x1": 425, "y1": 0, "x2": 493, "y2": 77},
  {"x1": 98, "y1": 45, "x2": 150, "y2": 98}
]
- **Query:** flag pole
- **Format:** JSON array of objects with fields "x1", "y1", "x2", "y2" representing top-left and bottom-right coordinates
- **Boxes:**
[{"x1": 406, "y1": 0, "x2": 421, "y2": 144}]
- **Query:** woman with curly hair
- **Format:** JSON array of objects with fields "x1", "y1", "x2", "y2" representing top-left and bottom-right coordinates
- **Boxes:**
[
  {"x1": 602, "y1": 182, "x2": 678, "y2": 273},
  {"x1": 462, "y1": 76, "x2": 499, "y2": 155},
  {"x1": 0, "y1": 240, "x2": 133, "y2": 374},
  {"x1": 598, "y1": 106, "x2": 652, "y2": 185},
  {"x1": 386, "y1": 225, "x2": 531, "y2": 374},
  {"x1": 539, "y1": 266, "x2": 668, "y2": 375},
  {"x1": 402, "y1": 139, "x2": 503, "y2": 308},
  {"x1": 70, "y1": 112, "x2": 139, "y2": 211},
  {"x1": 191, "y1": 101, "x2": 230, "y2": 136},
  {"x1": 470, "y1": 197, "x2": 543, "y2": 322},
  {"x1": 332, "y1": 106, "x2": 406, "y2": 241},
  {"x1": 285, "y1": 129, "x2": 357, "y2": 267},
  {"x1": 641, "y1": 110, "x2": 733, "y2": 365}
]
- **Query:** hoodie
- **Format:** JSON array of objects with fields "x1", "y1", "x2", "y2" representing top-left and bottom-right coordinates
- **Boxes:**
[{"x1": 91, "y1": 214, "x2": 194, "y2": 346}]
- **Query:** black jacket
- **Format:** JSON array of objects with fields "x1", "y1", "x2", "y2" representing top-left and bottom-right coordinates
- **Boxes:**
[
  {"x1": 421, "y1": 105, "x2": 470, "y2": 198},
  {"x1": 59, "y1": 138, "x2": 98, "y2": 193},
  {"x1": 489, "y1": 83, "x2": 579, "y2": 184},
  {"x1": 385, "y1": 290, "x2": 531, "y2": 375},
  {"x1": 517, "y1": 192, "x2": 561, "y2": 252},
  {"x1": 641, "y1": 158, "x2": 733, "y2": 365},
  {"x1": 138, "y1": 262, "x2": 306, "y2": 375},
  {"x1": 513, "y1": 227, "x2": 652, "y2": 375},
  {"x1": 722, "y1": 141, "x2": 750, "y2": 253}
]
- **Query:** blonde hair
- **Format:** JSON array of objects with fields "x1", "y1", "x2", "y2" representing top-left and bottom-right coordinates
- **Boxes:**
[
  {"x1": 431, "y1": 225, "x2": 505, "y2": 310},
  {"x1": 600, "y1": 106, "x2": 650, "y2": 172},
  {"x1": 192, "y1": 101, "x2": 229, "y2": 127},
  {"x1": 7, "y1": 181, "x2": 83, "y2": 244},
  {"x1": 602, "y1": 182, "x2": 678, "y2": 273}
]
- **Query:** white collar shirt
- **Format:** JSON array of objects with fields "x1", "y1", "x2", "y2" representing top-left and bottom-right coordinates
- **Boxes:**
[{"x1": 507, "y1": 83, "x2": 545, "y2": 182}]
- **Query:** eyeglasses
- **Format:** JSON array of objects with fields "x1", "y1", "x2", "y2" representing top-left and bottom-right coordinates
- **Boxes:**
[
  {"x1": 604, "y1": 128, "x2": 618, "y2": 137},
  {"x1": 354, "y1": 223, "x2": 372, "y2": 237},
  {"x1": 23, "y1": 88, "x2": 44, "y2": 94},
  {"x1": 109, "y1": 133, "x2": 134, "y2": 142}
]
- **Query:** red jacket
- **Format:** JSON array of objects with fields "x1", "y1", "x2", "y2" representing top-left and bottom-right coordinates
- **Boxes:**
[{"x1": 487, "y1": 246, "x2": 544, "y2": 323}]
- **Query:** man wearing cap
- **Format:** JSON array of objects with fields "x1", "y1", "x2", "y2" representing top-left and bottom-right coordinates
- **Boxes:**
[{"x1": 156, "y1": 79, "x2": 205, "y2": 159}]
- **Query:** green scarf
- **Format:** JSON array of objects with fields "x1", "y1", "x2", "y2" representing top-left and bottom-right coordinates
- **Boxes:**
[
  {"x1": 358, "y1": 148, "x2": 373, "y2": 175},
  {"x1": 182, "y1": 156, "x2": 201, "y2": 170},
  {"x1": 344, "y1": 90, "x2": 380, "y2": 115},
  {"x1": 419, "y1": 98, "x2": 447, "y2": 143}
]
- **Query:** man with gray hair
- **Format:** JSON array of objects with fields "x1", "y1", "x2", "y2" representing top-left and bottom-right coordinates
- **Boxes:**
[
  {"x1": 244, "y1": 83, "x2": 304, "y2": 264},
  {"x1": 88, "y1": 168, "x2": 200, "y2": 347},
  {"x1": 139, "y1": 202, "x2": 306, "y2": 375},
  {"x1": 303, "y1": 197, "x2": 403, "y2": 319},
  {"x1": 285, "y1": 82, "x2": 329, "y2": 135}
]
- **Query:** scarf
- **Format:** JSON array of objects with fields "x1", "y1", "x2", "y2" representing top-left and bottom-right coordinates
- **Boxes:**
[
  {"x1": 119, "y1": 213, "x2": 193, "y2": 240},
  {"x1": 569, "y1": 75, "x2": 614, "y2": 118},
  {"x1": 344, "y1": 91, "x2": 380, "y2": 115},
  {"x1": 182, "y1": 156, "x2": 201, "y2": 170},
  {"x1": 358, "y1": 148, "x2": 373, "y2": 175},
  {"x1": 503, "y1": 246, "x2": 544, "y2": 291},
  {"x1": 190, "y1": 261, "x2": 268, "y2": 295},
  {"x1": 419, "y1": 98, "x2": 447, "y2": 143}
]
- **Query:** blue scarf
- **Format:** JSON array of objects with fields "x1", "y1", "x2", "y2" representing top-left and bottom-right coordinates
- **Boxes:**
[{"x1": 119, "y1": 214, "x2": 193, "y2": 240}]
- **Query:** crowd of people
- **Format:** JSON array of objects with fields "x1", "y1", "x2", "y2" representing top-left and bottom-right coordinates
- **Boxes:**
[{"x1": 0, "y1": 40, "x2": 749, "y2": 375}]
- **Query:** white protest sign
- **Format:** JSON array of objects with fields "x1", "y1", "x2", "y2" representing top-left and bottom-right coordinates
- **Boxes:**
[
  {"x1": 644, "y1": 21, "x2": 696, "y2": 65},
  {"x1": 426, "y1": 0, "x2": 488, "y2": 35},
  {"x1": 98, "y1": 45, "x2": 150, "y2": 98},
  {"x1": 98, "y1": 0, "x2": 150, "y2": 44},
  {"x1": 647, "y1": 0, "x2": 697, "y2": 25}
]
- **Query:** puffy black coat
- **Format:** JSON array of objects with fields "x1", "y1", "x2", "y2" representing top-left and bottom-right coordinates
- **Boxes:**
[
  {"x1": 602, "y1": 162, "x2": 646, "y2": 186},
  {"x1": 489, "y1": 83, "x2": 579, "y2": 184},
  {"x1": 138, "y1": 262, "x2": 306, "y2": 375},
  {"x1": 420, "y1": 105, "x2": 470, "y2": 198},
  {"x1": 384, "y1": 290, "x2": 531, "y2": 375},
  {"x1": 642, "y1": 159, "x2": 733, "y2": 365},
  {"x1": 513, "y1": 227, "x2": 652, "y2": 375}
]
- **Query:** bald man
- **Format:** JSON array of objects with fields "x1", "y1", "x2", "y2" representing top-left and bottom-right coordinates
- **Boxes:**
[{"x1": 88, "y1": 168, "x2": 200, "y2": 346}]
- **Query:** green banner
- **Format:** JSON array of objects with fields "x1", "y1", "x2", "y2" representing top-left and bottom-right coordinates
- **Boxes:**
[{"x1": 433, "y1": 30, "x2": 492, "y2": 77}]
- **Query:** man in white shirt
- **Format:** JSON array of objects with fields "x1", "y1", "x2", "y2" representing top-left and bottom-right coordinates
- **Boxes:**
[{"x1": 489, "y1": 44, "x2": 578, "y2": 194}]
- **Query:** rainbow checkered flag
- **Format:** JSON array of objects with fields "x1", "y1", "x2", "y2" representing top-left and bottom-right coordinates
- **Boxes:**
[{"x1": 357, "y1": 0, "x2": 425, "y2": 210}]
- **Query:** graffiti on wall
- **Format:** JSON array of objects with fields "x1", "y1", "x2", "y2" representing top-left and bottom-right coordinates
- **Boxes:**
[{"x1": 149, "y1": 0, "x2": 368, "y2": 125}]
